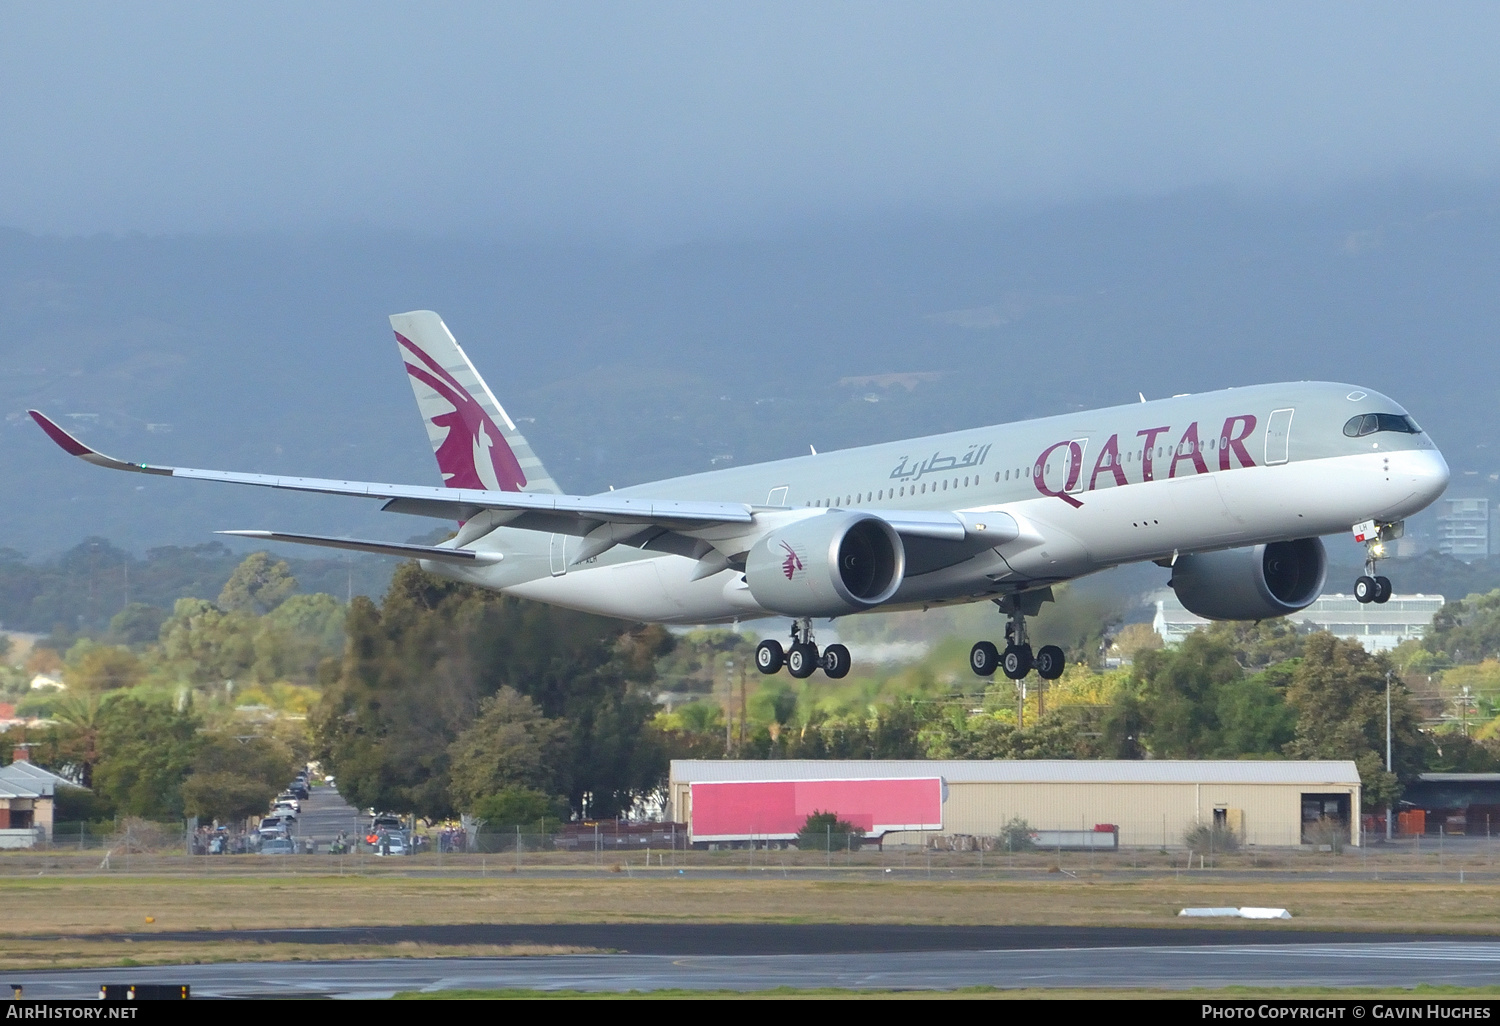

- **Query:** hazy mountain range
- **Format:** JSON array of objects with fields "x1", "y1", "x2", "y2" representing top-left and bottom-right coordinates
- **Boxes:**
[{"x1": 4, "y1": 180, "x2": 1497, "y2": 565}]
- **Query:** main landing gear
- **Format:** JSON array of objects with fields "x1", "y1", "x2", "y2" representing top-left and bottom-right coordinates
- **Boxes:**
[
  {"x1": 755, "y1": 619, "x2": 851, "y2": 680},
  {"x1": 970, "y1": 596, "x2": 1064, "y2": 681}
]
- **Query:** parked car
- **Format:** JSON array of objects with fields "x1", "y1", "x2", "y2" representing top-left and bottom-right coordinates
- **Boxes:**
[
  {"x1": 258, "y1": 817, "x2": 290, "y2": 839},
  {"x1": 275, "y1": 793, "x2": 302, "y2": 812},
  {"x1": 375, "y1": 832, "x2": 409, "y2": 856},
  {"x1": 272, "y1": 802, "x2": 299, "y2": 819},
  {"x1": 260, "y1": 838, "x2": 296, "y2": 855},
  {"x1": 370, "y1": 814, "x2": 402, "y2": 833}
]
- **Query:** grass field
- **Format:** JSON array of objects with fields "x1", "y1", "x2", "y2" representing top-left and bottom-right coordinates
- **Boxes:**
[{"x1": 3, "y1": 874, "x2": 1499, "y2": 942}]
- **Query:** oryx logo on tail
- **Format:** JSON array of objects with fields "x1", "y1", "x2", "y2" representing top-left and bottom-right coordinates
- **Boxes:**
[{"x1": 397, "y1": 332, "x2": 526, "y2": 492}]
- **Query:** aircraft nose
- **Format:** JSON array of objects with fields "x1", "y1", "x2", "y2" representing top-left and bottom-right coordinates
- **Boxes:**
[{"x1": 1412, "y1": 448, "x2": 1450, "y2": 504}]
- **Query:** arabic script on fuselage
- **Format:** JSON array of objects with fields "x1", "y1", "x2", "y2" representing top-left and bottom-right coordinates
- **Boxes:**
[{"x1": 890, "y1": 443, "x2": 992, "y2": 483}]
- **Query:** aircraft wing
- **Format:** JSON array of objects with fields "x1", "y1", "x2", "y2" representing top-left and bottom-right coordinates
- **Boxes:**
[
  {"x1": 29, "y1": 410, "x2": 753, "y2": 528},
  {"x1": 30, "y1": 410, "x2": 1011, "y2": 567}
]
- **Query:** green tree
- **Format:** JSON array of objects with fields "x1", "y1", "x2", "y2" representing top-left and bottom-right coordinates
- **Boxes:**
[
  {"x1": 315, "y1": 563, "x2": 670, "y2": 820},
  {"x1": 1282, "y1": 632, "x2": 1425, "y2": 813},
  {"x1": 470, "y1": 786, "x2": 569, "y2": 830},
  {"x1": 252, "y1": 592, "x2": 345, "y2": 684},
  {"x1": 217, "y1": 552, "x2": 297, "y2": 615},
  {"x1": 1130, "y1": 633, "x2": 1245, "y2": 756},
  {"x1": 107, "y1": 603, "x2": 168, "y2": 647},
  {"x1": 157, "y1": 598, "x2": 256, "y2": 685},
  {"x1": 1425, "y1": 590, "x2": 1500, "y2": 665},
  {"x1": 448, "y1": 687, "x2": 570, "y2": 812},
  {"x1": 92, "y1": 695, "x2": 202, "y2": 820},
  {"x1": 51, "y1": 692, "x2": 104, "y2": 787},
  {"x1": 181, "y1": 732, "x2": 298, "y2": 825},
  {"x1": 1202, "y1": 618, "x2": 1309, "y2": 670},
  {"x1": 63, "y1": 642, "x2": 142, "y2": 692}
]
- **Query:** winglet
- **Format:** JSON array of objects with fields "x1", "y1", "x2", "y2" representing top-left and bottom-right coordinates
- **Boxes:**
[{"x1": 28, "y1": 410, "x2": 171, "y2": 474}]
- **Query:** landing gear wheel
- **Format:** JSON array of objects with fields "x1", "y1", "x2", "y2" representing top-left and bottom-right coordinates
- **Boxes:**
[
  {"x1": 1373, "y1": 576, "x2": 1392, "y2": 604},
  {"x1": 755, "y1": 639, "x2": 784, "y2": 675},
  {"x1": 970, "y1": 641, "x2": 1000, "y2": 678},
  {"x1": 1354, "y1": 575, "x2": 1376, "y2": 604},
  {"x1": 1034, "y1": 644, "x2": 1066, "y2": 680},
  {"x1": 1002, "y1": 643, "x2": 1033, "y2": 680},
  {"x1": 821, "y1": 644, "x2": 851, "y2": 679},
  {"x1": 786, "y1": 643, "x2": 820, "y2": 679}
]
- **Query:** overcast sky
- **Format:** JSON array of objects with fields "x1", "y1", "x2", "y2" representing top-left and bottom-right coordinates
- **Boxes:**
[{"x1": 2, "y1": 2, "x2": 1498, "y2": 241}]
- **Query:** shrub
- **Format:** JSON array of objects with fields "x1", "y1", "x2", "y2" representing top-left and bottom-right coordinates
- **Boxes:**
[
  {"x1": 997, "y1": 816, "x2": 1036, "y2": 852},
  {"x1": 1303, "y1": 816, "x2": 1346, "y2": 854},
  {"x1": 1183, "y1": 822, "x2": 1241, "y2": 854},
  {"x1": 796, "y1": 810, "x2": 864, "y2": 851}
]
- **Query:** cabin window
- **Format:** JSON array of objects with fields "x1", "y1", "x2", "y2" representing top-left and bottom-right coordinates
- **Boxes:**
[{"x1": 920, "y1": 483, "x2": 926, "y2": 494}]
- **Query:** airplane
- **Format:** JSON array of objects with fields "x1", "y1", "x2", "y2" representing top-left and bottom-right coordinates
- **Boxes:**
[{"x1": 30, "y1": 310, "x2": 1449, "y2": 682}]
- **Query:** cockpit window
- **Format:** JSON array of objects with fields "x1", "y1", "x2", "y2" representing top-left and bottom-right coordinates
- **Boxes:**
[{"x1": 1343, "y1": 413, "x2": 1421, "y2": 437}]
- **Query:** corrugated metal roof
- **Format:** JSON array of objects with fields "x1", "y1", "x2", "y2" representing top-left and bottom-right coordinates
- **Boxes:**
[
  {"x1": 0, "y1": 761, "x2": 81, "y2": 798},
  {"x1": 670, "y1": 759, "x2": 1361, "y2": 786}
]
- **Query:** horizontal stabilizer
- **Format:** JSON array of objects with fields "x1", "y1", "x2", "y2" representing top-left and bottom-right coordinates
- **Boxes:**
[{"x1": 216, "y1": 530, "x2": 503, "y2": 565}]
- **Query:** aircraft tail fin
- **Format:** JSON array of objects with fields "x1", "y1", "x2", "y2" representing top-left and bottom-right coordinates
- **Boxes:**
[{"x1": 390, "y1": 310, "x2": 560, "y2": 495}]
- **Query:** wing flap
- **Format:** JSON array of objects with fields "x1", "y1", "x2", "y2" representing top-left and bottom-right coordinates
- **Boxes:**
[{"x1": 216, "y1": 530, "x2": 503, "y2": 565}]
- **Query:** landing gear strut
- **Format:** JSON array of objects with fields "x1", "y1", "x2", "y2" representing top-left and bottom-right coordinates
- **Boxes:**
[
  {"x1": 755, "y1": 619, "x2": 850, "y2": 679},
  {"x1": 970, "y1": 592, "x2": 1064, "y2": 681},
  {"x1": 1353, "y1": 522, "x2": 1396, "y2": 605}
]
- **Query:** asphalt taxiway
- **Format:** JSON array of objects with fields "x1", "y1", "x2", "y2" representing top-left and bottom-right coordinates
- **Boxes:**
[{"x1": 14, "y1": 929, "x2": 1500, "y2": 998}]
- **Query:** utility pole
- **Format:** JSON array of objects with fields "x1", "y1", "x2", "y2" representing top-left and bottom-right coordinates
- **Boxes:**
[
  {"x1": 1386, "y1": 670, "x2": 1393, "y2": 842},
  {"x1": 737, "y1": 658, "x2": 747, "y2": 753},
  {"x1": 723, "y1": 655, "x2": 733, "y2": 756}
]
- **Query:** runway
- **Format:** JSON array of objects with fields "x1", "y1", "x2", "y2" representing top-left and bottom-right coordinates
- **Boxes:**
[{"x1": 17, "y1": 940, "x2": 1500, "y2": 998}]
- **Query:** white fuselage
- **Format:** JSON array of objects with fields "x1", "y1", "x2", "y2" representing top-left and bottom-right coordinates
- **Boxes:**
[{"x1": 424, "y1": 381, "x2": 1449, "y2": 624}]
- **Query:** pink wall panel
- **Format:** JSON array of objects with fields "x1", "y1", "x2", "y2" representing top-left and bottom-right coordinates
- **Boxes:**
[{"x1": 690, "y1": 778, "x2": 942, "y2": 840}]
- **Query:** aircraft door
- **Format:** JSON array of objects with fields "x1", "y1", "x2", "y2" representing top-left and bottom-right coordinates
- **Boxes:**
[
  {"x1": 549, "y1": 534, "x2": 568, "y2": 576},
  {"x1": 1265, "y1": 409, "x2": 1294, "y2": 465},
  {"x1": 1038, "y1": 438, "x2": 1090, "y2": 495}
]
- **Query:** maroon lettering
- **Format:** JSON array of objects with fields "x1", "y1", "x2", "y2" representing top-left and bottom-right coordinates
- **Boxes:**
[
  {"x1": 1089, "y1": 433, "x2": 1128, "y2": 490},
  {"x1": 1034, "y1": 440, "x2": 1084, "y2": 508},
  {"x1": 1136, "y1": 426, "x2": 1170, "y2": 482},
  {"x1": 1169, "y1": 422, "x2": 1210, "y2": 478},
  {"x1": 1219, "y1": 414, "x2": 1257, "y2": 470}
]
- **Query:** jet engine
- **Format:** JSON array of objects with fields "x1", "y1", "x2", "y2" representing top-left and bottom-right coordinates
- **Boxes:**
[
  {"x1": 1169, "y1": 538, "x2": 1327, "y2": 621},
  {"x1": 745, "y1": 511, "x2": 905, "y2": 618}
]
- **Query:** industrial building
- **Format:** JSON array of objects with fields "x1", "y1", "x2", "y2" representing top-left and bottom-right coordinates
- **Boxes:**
[
  {"x1": 1152, "y1": 589, "x2": 1444, "y2": 654},
  {"x1": 669, "y1": 759, "x2": 1362, "y2": 849}
]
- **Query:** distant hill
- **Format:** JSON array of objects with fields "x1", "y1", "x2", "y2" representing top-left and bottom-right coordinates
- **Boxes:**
[{"x1": 3, "y1": 181, "x2": 1497, "y2": 558}]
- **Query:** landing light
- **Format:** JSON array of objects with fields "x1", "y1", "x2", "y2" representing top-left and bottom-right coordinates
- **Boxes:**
[{"x1": 1370, "y1": 542, "x2": 1386, "y2": 558}]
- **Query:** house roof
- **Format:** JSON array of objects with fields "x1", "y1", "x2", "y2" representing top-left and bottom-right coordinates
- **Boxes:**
[
  {"x1": 0, "y1": 760, "x2": 82, "y2": 798},
  {"x1": 670, "y1": 759, "x2": 1362, "y2": 787}
]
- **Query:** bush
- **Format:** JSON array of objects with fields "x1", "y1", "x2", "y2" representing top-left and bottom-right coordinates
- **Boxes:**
[
  {"x1": 1303, "y1": 816, "x2": 1346, "y2": 854},
  {"x1": 1183, "y1": 822, "x2": 1241, "y2": 854},
  {"x1": 469, "y1": 786, "x2": 570, "y2": 831},
  {"x1": 997, "y1": 816, "x2": 1036, "y2": 853},
  {"x1": 796, "y1": 810, "x2": 864, "y2": 851}
]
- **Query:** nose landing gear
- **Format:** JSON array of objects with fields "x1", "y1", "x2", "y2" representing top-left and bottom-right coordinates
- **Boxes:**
[
  {"x1": 1352, "y1": 520, "x2": 1398, "y2": 604},
  {"x1": 755, "y1": 619, "x2": 851, "y2": 679},
  {"x1": 970, "y1": 592, "x2": 1064, "y2": 681}
]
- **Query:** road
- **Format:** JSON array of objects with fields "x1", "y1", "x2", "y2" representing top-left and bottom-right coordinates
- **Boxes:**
[{"x1": 14, "y1": 941, "x2": 1500, "y2": 997}]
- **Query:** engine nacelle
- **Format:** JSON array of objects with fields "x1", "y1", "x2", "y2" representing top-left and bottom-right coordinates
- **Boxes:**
[
  {"x1": 1169, "y1": 538, "x2": 1327, "y2": 621},
  {"x1": 745, "y1": 511, "x2": 905, "y2": 618}
]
